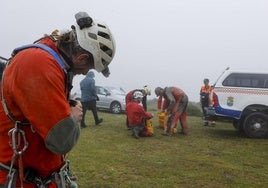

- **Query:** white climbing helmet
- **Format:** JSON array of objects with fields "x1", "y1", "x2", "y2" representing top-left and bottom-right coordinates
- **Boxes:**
[
  {"x1": 74, "y1": 12, "x2": 116, "y2": 77},
  {"x1": 133, "y1": 91, "x2": 144, "y2": 99}
]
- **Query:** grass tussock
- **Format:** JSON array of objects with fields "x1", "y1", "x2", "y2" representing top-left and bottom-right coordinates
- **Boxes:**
[{"x1": 68, "y1": 111, "x2": 268, "y2": 188}]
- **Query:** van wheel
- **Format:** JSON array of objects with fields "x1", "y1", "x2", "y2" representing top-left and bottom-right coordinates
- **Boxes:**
[
  {"x1": 110, "y1": 102, "x2": 121, "y2": 114},
  {"x1": 243, "y1": 112, "x2": 268, "y2": 138}
]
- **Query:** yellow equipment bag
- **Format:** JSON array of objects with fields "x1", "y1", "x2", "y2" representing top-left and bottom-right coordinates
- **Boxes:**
[
  {"x1": 141, "y1": 119, "x2": 154, "y2": 136},
  {"x1": 146, "y1": 119, "x2": 154, "y2": 134},
  {"x1": 158, "y1": 112, "x2": 166, "y2": 129}
]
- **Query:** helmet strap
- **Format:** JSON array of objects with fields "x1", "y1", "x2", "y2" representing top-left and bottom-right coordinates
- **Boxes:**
[{"x1": 58, "y1": 48, "x2": 74, "y2": 68}]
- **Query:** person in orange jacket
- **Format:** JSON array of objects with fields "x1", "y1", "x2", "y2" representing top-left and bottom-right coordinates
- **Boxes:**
[
  {"x1": 125, "y1": 86, "x2": 151, "y2": 129},
  {"x1": 0, "y1": 12, "x2": 115, "y2": 188},
  {"x1": 125, "y1": 86, "x2": 151, "y2": 111},
  {"x1": 126, "y1": 91, "x2": 154, "y2": 139},
  {"x1": 155, "y1": 86, "x2": 189, "y2": 135},
  {"x1": 200, "y1": 78, "x2": 216, "y2": 126}
]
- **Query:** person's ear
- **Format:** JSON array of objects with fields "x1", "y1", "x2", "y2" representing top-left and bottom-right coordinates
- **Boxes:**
[{"x1": 74, "y1": 54, "x2": 90, "y2": 65}]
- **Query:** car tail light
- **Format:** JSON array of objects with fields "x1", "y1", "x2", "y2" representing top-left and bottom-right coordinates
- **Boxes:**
[{"x1": 212, "y1": 92, "x2": 219, "y2": 107}]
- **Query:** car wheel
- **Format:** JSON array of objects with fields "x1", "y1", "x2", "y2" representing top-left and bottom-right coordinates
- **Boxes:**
[
  {"x1": 243, "y1": 112, "x2": 268, "y2": 138},
  {"x1": 110, "y1": 101, "x2": 122, "y2": 114}
]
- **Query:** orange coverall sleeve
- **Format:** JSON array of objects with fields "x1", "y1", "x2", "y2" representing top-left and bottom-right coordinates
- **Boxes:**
[{"x1": 157, "y1": 96, "x2": 163, "y2": 110}]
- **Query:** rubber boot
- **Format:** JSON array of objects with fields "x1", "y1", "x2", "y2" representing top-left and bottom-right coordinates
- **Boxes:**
[{"x1": 133, "y1": 127, "x2": 140, "y2": 139}]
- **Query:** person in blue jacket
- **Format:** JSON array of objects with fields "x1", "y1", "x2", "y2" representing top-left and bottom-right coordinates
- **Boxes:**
[{"x1": 80, "y1": 71, "x2": 103, "y2": 127}]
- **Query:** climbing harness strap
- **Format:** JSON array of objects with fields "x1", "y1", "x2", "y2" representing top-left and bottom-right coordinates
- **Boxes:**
[{"x1": 12, "y1": 44, "x2": 66, "y2": 70}]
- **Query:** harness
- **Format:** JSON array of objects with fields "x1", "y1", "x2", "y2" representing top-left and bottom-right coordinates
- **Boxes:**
[{"x1": 1, "y1": 44, "x2": 77, "y2": 188}]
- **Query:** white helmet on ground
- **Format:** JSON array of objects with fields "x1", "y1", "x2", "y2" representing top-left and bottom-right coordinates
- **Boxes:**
[
  {"x1": 74, "y1": 12, "x2": 116, "y2": 77},
  {"x1": 133, "y1": 91, "x2": 143, "y2": 99}
]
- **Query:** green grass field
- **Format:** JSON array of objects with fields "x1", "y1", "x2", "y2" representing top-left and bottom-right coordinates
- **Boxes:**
[{"x1": 68, "y1": 111, "x2": 268, "y2": 188}]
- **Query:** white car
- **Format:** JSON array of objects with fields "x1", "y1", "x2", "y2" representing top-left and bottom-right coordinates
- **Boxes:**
[
  {"x1": 71, "y1": 86, "x2": 126, "y2": 114},
  {"x1": 208, "y1": 68, "x2": 268, "y2": 138},
  {"x1": 96, "y1": 86, "x2": 126, "y2": 114}
]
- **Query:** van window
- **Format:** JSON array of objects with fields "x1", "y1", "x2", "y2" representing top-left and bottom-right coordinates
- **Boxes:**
[{"x1": 222, "y1": 73, "x2": 268, "y2": 88}]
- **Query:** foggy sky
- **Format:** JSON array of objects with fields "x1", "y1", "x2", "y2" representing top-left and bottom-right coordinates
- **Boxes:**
[{"x1": 1, "y1": 0, "x2": 268, "y2": 102}]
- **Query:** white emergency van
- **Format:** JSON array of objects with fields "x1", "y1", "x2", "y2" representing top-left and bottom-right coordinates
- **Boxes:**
[{"x1": 209, "y1": 68, "x2": 268, "y2": 138}]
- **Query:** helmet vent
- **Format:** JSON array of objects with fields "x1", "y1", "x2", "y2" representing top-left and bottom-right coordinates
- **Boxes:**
[
  {"x1": 88, "y1": 32, "x2": 97, "y2": 40},
  {"x1": 100, "y1": 43, "x2": 113, "y2": 57},
  {"x1": 102, "y1": 59, "x2": 108, "y2": 66},
  {"x1": 97, "y1": 23, "x2": 106, "y2": 28},
  {"x1": 98, "y1": 31, "x2": 110, "y2": 40}
]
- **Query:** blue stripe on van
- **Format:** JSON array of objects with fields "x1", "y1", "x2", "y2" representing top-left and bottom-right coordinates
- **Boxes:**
[{"x1": 214, "y1": 106, "x2": 241, "y2": 119}]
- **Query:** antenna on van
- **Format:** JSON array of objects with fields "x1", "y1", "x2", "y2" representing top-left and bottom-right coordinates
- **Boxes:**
[{"x1": 213, "y1": 67, "x2": 230, "y2": 87}]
